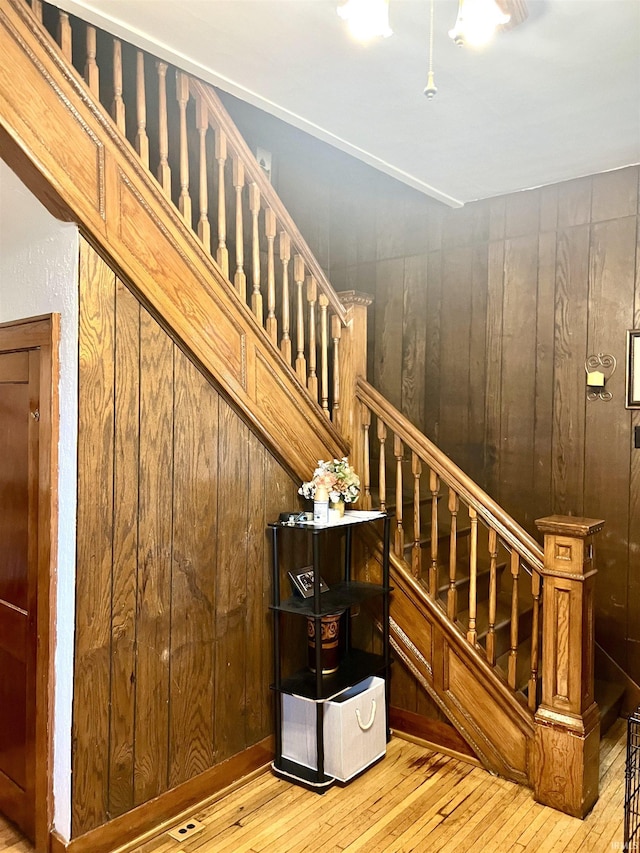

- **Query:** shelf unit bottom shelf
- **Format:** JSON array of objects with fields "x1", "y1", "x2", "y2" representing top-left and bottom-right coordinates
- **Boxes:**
[{"x1": 271, "y1": 757, "x2": 335, "y2": 791}]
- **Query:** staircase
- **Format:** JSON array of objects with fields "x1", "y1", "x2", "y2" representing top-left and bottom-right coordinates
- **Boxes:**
[{"x1": 0, "y1": 0, "x2": 629, "y2": 844}]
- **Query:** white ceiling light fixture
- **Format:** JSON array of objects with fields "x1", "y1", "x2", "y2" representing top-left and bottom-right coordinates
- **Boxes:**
[
  {"x1": 449, "y1": 0, "x2": 511, "y2": 47},
  {"x1": 337, "y1": 0, "x2": 393, "y2": 42}
]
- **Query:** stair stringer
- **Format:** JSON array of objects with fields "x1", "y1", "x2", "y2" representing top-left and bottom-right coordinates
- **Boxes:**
[
  {"x1": 364, "y1": 528, "x2": 536, "y2": 786},
  {"x1": 0, "y1": 0, "x2": 347, "y2": 482}
]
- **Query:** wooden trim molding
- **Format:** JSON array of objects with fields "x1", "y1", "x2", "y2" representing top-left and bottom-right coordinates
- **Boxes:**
[
  {"x1": 49, "y1": 739, "x2": 273, "y2": 853},
  {"x1": 389, "y1": 707, "x2": 481, "y2": 767}
]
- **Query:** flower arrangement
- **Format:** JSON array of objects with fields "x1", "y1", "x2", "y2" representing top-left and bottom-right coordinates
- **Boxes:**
[{"x1": 299, "y1": 457, "x2": 360, "y2": 504}]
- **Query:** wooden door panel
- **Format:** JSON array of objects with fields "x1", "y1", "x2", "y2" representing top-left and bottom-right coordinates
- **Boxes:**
[
  {"x1": 0, "y1": 381, "x2": 30, "y2": 611},
  {"x1": 0, "y1": 347, "x2": 38, "y2": 839}
]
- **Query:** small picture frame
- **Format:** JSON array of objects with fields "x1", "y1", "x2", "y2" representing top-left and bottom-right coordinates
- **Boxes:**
[
  {"x1": 627, "y1": 331, "x2": 640, "y2": 408},
  {"x1": 288, "y1": 566, "x2": 329, "y2": 598}
]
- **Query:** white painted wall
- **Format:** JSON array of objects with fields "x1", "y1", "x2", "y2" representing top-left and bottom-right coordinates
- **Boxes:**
[{"x1": 0, "y1": 160, "x2": 77, "y2": 841}]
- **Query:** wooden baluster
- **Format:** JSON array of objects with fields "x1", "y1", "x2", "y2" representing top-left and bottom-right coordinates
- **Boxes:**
[
  {"x1": 84, "y1": 27, "x2": 99, "y2": 97},
  {"x1": 319, "y1": 295, "x2": 329, "y2": 416},
  {"x1": 135, "y1": 51, "x2": 149, "y2": 168},
  {"x1": 265, "y1": 208, "x2": 277, "y2": 344},
  {"x1": 176, "y1": 71, "x2": 192, "y2": 223},
  {"x1": 232, "y1": 157, "x2": 246, "y2": 298},
  {"x1": 293, "y1": 256, "x2": 306, "y2": 382},
  {"x1": 307, "y1": 276, "x2": 318, "y2": 399},
  {"x1": 31, "y1": 1, "x2": 43, "y2": 23},
  {"x1": 411, "y1": 453, "x2": 422, "y2": 579},
  {"x1": 394, "y1": 436, "x2": 404, "y2": 557},
  {"x1": 362, "y1": 404, "x2": 372, "y2": 510},
  {"x1": 486, "y1": 528, "x2": 498, "y2": 666},
  {"x1": 447, "y1": 488, "x2": 459, "y2": 619},
  {"x1": 331, "y1": 314, "x2": 341, "y2": 425},
  {"x1": 508, "y1": 550, "x2": 520, "y2": 689},
  {"x1": 215, "y1": 129, "x2": 229, "y2": 277},
  {"x1": 280, "y1": 232, "x2": 292, "y2": 363},
  {"x1": 377, "y1": 420, "x2": 387, "y2": 512},
  {"x1": 429, "y1": 471, "x2": 440, "y2": 598},
  {"x1": 195, "y1": 97, "x2": 211, "y2": 254},
  {"x1": 156, "y1": 62, "x2": 171, "y2": 195},
  {"x1": 112, "y1": 40, "x2": 126, "y2": 133},
  {"x1": 249, "y1": 183, "x2": 262, "y2": 322},
  {"x1": 57, "y1": 11, "x2": 72, "y2": 62},
  {"x1": 467, "y1": 506, "x2": 478, "y2": 645},
  {"x1": 529, "y1": 568, "x2": 541, "y2": 710}
]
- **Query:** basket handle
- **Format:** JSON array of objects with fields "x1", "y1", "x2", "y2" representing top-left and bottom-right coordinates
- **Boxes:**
[{"x1": 355, "y1": 700, "x2": 376, "y2": 731}]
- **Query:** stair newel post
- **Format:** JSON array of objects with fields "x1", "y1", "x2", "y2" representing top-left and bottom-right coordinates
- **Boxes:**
[
  {"x1": 232, "y1": 157, "x2": 246, "y2": 298},
  {"x1": 280, "y1": 232, "x2": 292, "y2": 364},
  {"x1": 394, "y1": 435, "x2": 404, "y2": 557},
  {"x1": 429, "y1": 470, "x2": 439, "y2": 598},
  {"x1": 412, "y1": 453, "x2": 422, "y2": 579},
  {"x1": 362, "y1": 404, "x2": 372, "y2": 510},
  {"x1": 195, "y1": 97, "x2": 211, "y2": 254},
  {"x1": 156, "y1": 61, "x2": 171, "y2": 195},
  {"x1": 319, "y1": 295, "x2": 330, "y2": 417},
  {"x1": 112, "y1": 40, "x2": 126, "y2": 133},
  {"x1": 466, "y1": 506, "x2": 478, "y2": 645},
  {"x1": 306, "y1": 276, "x2": 318, "y2": 400},
  {"x1": 265, "y1": 208, "x2": 277, "y2": 345},
  {"x1": 336, "y1": 291, "x2": 372, "y2": 491},
  {"x1": 57, "y1": 11, "x2": 72, "y2": 62},
  {"x1": 377, "y1": 420, "x2": 387, "y2": 512},
  {"x1": 176, "y1": 71, "x2": 192, "y2": 224},
  {"x1": 249, "y1": 182, "x2": 262, "y2": 322},
  {"x1": 447, "y1": 489, "x2": 459, "y2": 618},
  {"x1": 486, "y1": 528, "x2": 498, "y2": 666},
  {"x1": 528, "y1": 567, "x2": 541, "y2": 711},
  {"x1": 508, "y1": 551, "x2": 520, "y2": 688},
  {"x1": 84, "y1": 26, "x2": 99, "y2": 98},
  {"x1": 135, "y1": 51, "x2": 150, "y2": 168},
  {"x1": 533, "y1": 515, "x2": 604, "y2": 819},
  {"x1": 331, "y1": 314, "x2": 341, "y2": 426},
  {"x1": 293, "y1": 256, "x2": 306, "y2": 382},
  {"x1": 215, "y1": 129, "x2": 229, "y2": 277}
]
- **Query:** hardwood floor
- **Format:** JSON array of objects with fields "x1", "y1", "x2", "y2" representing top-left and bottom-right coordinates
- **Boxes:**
[{"x1": 0, "y1": 719, "x2": 626, "y2": 852}]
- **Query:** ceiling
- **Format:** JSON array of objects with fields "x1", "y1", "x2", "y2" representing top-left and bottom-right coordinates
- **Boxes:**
[{"x1": 55, "y1": 0, "x2": 640, "y2": 207}]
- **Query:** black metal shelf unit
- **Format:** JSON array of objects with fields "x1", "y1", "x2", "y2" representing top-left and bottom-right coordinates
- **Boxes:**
[{"x1": 269, "y1": 511, "x2": 391, "y2": 791}]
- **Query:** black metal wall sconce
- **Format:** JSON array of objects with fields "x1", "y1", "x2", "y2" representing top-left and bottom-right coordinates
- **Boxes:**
[{"x1": 585, "y1": 353, "x2": 616, "y2": 402}]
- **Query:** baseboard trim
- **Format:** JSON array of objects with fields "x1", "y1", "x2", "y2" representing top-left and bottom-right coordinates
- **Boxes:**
[
  {"x1": 389, "y1": 707, "x2": 482, "y2": 768},
  {"x1": 49, "y1": 738, "x2": 274, "y2": 853}
]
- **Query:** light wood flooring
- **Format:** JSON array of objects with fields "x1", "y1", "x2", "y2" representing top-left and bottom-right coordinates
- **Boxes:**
[{"x1": 0, "y1": 719, "x2": 627, "y2": 853}]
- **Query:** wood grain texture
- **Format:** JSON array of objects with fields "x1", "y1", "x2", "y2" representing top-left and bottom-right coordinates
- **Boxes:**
[
  {"x1": 73, "y1": 240, "x2": 116, "y2": 835},
  {"x1": 73, "y1": 242, "x2": 302, "y2": 836}
]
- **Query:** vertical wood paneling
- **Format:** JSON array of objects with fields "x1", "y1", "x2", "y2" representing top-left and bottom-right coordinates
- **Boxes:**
[
  {"x1": 214, "y1": 401, "x2": 249, "y2": 760},
  {"x1": 468, "y1": 245, "x2": 488, "y2": 485},
  {"x1": 584, "y1": 216, "x2": 636, "y2": 664},
  {"x1": 108, "y1": 281, "x2": 140, "y2": 819},
  {"x1": 499, "y1": 235, "x2": 538, "y2": 525},
  {"x1": 244, "y1": 435, "x2": 267, "y2": 743},
  {"x1": 484, "y1": 239, "x2": 505, "y2": 498},
  {"x1": 552, "y1": 225, "x2": 590, "y2": 515},
  {"x1": 373, "y1": 258, "x2": 404, "y2": 410},
  {"x1": 73, "y1": 241, "x2": 116, "y2": 835},
  {"x1": 134, "y1": 309, "x2": 174, "y2": 805},
  {"x1": 424, "y1": 249, "x2": 442, "y2": 444},
  {"x1": 74, "y1": 239, "x2": 304, "y2": 835},
  {"x1": 401, "y1": 254, "x2": 427, "y2": 427},
  {"x1": 169, "y1": 352, "x2": 218, "y2": 787},
  {"x1": 629, "y1": 210, "x2": 640, "y2": 678}
]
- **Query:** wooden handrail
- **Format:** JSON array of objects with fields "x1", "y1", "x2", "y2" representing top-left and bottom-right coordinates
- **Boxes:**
[
  {"x1": 356, "y1": 377, "x2": 544, "y2": 573},
  {"x1": 191, "y1": 80, "x2": 348, "y2": 327}
]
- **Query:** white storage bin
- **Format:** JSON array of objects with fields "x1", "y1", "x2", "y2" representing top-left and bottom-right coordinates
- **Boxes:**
[{"x1": 281, "y1": 676, "x2": 386, "y2": 782}]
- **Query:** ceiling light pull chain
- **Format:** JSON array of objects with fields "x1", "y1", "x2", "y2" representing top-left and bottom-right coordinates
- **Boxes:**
[{"x1": 424, "y1": 0, "x2": 437, "y2": 99}]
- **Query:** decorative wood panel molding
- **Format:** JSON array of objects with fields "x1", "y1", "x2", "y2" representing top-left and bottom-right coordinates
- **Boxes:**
[{"x1": 0, "y1": 0, "x2": 346, "y2": 484}]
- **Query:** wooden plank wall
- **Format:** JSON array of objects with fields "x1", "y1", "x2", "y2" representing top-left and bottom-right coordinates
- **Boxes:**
[
  {"x1": 73, "y1": 238, "x2": 300, "y2": 836},
  {"x1": 218, "y1": 93, "x2": 640, "y2": 688}
]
